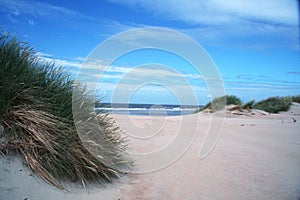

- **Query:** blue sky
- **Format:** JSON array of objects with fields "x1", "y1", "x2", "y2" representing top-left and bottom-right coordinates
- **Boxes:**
[{"x1": 0, "y1": 0, "x2": 299, "y2": 105}]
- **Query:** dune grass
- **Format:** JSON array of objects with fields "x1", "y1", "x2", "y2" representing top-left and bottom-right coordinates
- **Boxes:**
[
  {"x1": 291, "y1": 95, "x2": 300, "y2": 104},
  {"x1": 241, "y1": 100, "x2": 255, "y2": 110},
  {"x1": 253, "y1": 96, "x2": 292, "y2": 114},
  {"x1": 195, "y1": 95, "x2": 300, "y2": 114},
  {"x1": 0, "y1": 33, "x2": 131, "y2": 189},
  {"x1": 195, "y1": 95, "x2": 242, "y2": 112}
]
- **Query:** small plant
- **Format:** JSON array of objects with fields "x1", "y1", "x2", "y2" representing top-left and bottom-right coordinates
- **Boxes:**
[
  {"x1": 196, "y1": 95, "x2": 242, "y2": 112},
  {"x1": 0, "y1": 32, "x2": 131, "y2": 189},
  {"x1": 291, "y1": 95, "x2": 300, "y2": 104},
  {"x1": 242, "y1": 100, "x2": 255, "y2": 110},
  {"x1": 225, "y1": 95, "x2": 242, "y2": 105},
  {"x1": 253, "y1": 96, "x2": 292, "y2": 113}
]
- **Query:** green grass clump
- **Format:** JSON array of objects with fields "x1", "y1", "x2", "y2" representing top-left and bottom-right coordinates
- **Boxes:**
[
  {"x1": 196, "y1": 95, "x2": 242, "y2": 112},
  {"x1": 242, "y1": 100, "x2": 255, "y2": 110},
  {"x1": 0, "y1": 33, "x2": 131, "y2": 189},
  {"x1": 253, "y1": 96, "x2": 292, "y2": 113},
  {"x1": 194, "y1": 94, "x2": 300, "y2": 114},
  {"x1": 225, "y1": 95, "x2": 242, "y2": 105},
  {"x1": 291, "y1": 95, "x2": 300, "y2": 104}
]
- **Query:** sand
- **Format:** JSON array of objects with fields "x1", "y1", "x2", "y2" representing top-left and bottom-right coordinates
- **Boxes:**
[{"x1": 1, "y1": 104, "x2": 300, "y2": 200}]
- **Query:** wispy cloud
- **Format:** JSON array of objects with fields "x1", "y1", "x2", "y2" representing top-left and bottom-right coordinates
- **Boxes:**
[
  {"x1": 287, "y1": 71, "x2": 300, "y2": 76},
  {"x1": 37, "y1": 53, "x2": 207, "y2": 88},
  {"x1": 225, "y1": 80, "x2": 300, "y2": 89},
  {"x1": 104, "y1": 0, "x2": 298, "y2": 48},
  {"x1": 38, "y1": 53, "x2": 82, "y2": 69},
  {"x1": 38, "y1": 53, "x2": 300, "y2": 103},
  {"x1": 107, "y1": 0, "x2": 298, "y2": 26},
  {"x1": 235, "y1": 74, "x2": 300, "y2": 85},
  {"x1": 182, "y1": 21, "x2": 298, "y2": 48},
  {"x1": 0, "y1": 0, "x2": 94, "y2": 23},
  {"x1": 27, "y1": 19, "x2": 34, "y2": 26}
]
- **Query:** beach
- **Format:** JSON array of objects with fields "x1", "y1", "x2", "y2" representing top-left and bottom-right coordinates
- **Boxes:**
[
  {"x1": 1, "y1": 1, "x2": 299, "y2": 199},
  {"x1": 1, "y1": 104, "x2": 300, "y2": 200}
]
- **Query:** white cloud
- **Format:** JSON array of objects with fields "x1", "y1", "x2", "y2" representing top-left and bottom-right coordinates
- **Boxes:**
[
  {"x1": 213, "y1": 0, "x2": 297, "y2": 26},
  {"x1": 27, "y1": 19, "x2": 34, "y2": 26},
  {"x1": 37, "y1": 53, "x2": 300, "y2": 104},
  {"x1": 0, "y1": 0, "x2": 94, "y2": 21},
  {"x1": 97, "y1": 2, "x2": 298, "y2": 49},
  {"x1": 39, "y1": 55, "x2": 82, "y2": 69},
  {"x1": 178, "y1": 19, "x2": 298, "y2": 47},
  {"x1": 36, "y1": 52, "x2": 53, "y2": 58},
  {"x1": 39, "y1": 54, "x2": 207, "y2": 96},
  {"x1": 102, "y1": 65, "x2": 205, "y2": 86},
  {"x1": 107, "y1": 0, "x2": 298, "y2": 26},
  {"x1": 37, "y1": 53, "x2": 106, "y2": 72}
]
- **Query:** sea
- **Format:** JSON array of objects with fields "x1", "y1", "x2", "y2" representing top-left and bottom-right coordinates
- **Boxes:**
[{"x1": 95, "y1": 103, "x2": 201, "y2": 116}]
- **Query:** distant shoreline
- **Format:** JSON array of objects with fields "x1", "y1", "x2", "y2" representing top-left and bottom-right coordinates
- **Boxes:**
[{"x1": 95, "y1": 103, "x2": 202, "y2": 116}]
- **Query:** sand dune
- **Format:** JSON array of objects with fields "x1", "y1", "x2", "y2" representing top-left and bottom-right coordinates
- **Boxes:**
[{"x1": 1, "y1": 104, "x2": 300, "y2": 200}]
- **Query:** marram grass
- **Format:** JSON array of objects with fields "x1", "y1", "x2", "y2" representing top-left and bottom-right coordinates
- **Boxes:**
[
  {"x1": 253, "y1": 96, "x2": 292, "y2": 114},
  {"x1": 195, "y1": 95, "x2": 242, "y2": 112},
  {"x1": 195, "y1": 95, "x2": 299, "y2": 114},
  {"x1": 0, "y1": 32, "x2": 131, "y2": 189}
]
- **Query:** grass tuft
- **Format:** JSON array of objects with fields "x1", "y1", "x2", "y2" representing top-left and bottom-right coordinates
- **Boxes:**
[
  {"x1": 195, "y1": 95, "x2": 242, "y2": 112},
  {"x1": 195, "y1": 95, "x2": 300, "y2": 114},
  {"x1": 291, "y1": 95, "x2": 300, "y2": 104},
  {"x1": 0, "y1": 32, "x2": 131, "y2": 189},
  {"x1": 242, "y1": 100, "x2": 255, "y2": 110},
  {"x1": 253, "y1": 96, "x2": 292, "y2": 114}
]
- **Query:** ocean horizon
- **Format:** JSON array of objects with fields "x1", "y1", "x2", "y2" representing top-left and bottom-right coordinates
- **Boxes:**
[{"x1": 95, "y1": 103, "x2": 202, "y2": 116}]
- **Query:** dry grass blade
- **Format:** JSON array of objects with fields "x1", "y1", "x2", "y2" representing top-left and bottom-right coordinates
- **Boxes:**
[{"x1": 0, "y1": 32, "x2": 132, "y2": 189}]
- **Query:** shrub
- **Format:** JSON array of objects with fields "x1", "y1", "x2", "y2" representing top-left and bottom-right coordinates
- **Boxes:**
[
  {"x1": 253, "y1": 96, "x2": 292, "y2": 113},
  {"x1": 0, "y1": 33, "x2": 131, "y2": 189},
  {"x1": 196, "y1": 95, "x2": 242, "y2": 112},
  {"x1": 225, "y1": 95, "x2": 242, "y2": 105},
  {"x1": 242, "y1": 100, "x2": 255, "y2": 110},
  {"x1": 292, "y1": 95, "x2": 300, "y2": 104}
]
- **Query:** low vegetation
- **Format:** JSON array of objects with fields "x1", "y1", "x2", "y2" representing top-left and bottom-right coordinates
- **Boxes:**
[
  {"x1": 0, "y1": 33, "x2": 131, "y2": 189},
  {"x1": 196, "y1": 95, "x2": 242, "y2": 112},
  {"x1": 291, "y1": 95, "x2": 300, "y2": 104},
  {"x1": 253, "y1": 96, "x2": 292, "y2": 114},
  {"x1": 242, "y1": 100, "x2": 255, "y2": 110},
  {"x1": 196, "y1": 95, "x2": 299, "y2": 114}
]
